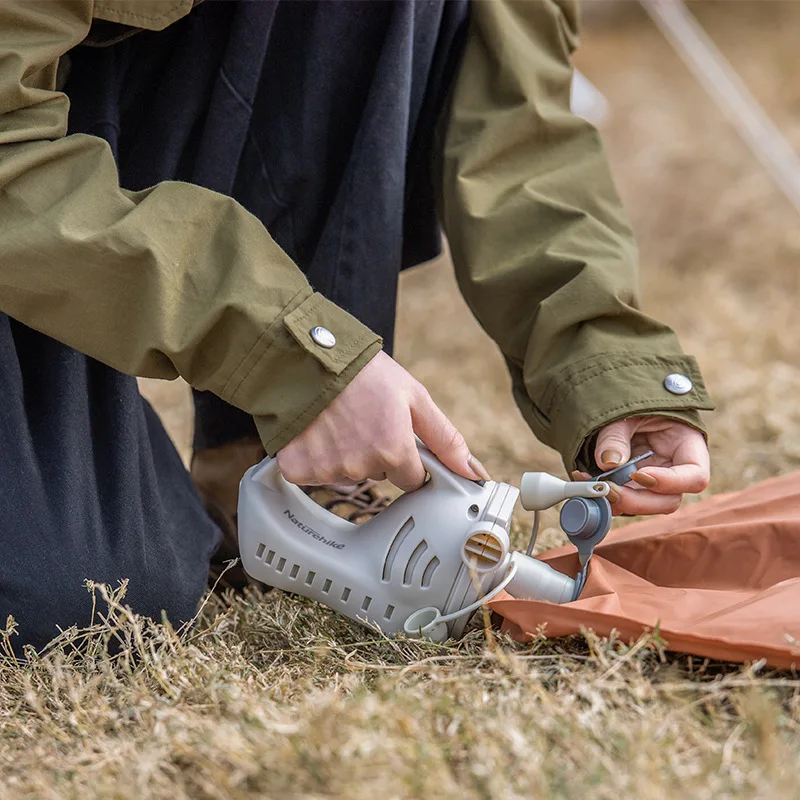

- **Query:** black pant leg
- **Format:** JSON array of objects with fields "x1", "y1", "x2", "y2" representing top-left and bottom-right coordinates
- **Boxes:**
[{"x1": 0, "y1": 318, "x2": 221, "y2": 652}]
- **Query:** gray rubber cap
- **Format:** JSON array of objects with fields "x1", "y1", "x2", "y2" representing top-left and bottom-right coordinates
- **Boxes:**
[
  {"x1": 560, "y1": 497, "x2": 601, "y2": 540},
  {"x1": 559, "y1": 496, "x2": 612, "y2": 567},
  {"x1": 596, "y1": 450, "x2": 655, "y2": 486}
]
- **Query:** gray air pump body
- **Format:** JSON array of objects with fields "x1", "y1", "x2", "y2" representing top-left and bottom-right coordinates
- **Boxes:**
[{"x1": 238, "y1": 445, "x2": 618, "y2": 641}]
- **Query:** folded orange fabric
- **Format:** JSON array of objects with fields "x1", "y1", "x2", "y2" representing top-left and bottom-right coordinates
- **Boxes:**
[{"x1": 489, "y1": 471, "x2": 800, "y2": 669}]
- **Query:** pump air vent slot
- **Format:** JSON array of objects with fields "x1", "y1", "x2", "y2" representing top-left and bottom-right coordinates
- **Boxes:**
[
  {"x1": 403, "y1": 540, "x2": 428, "y2": 586},
  {"x1": 382, "y1": 518, "x2": 415, "y2": 582},
  {"x1": 255, "y1": 543, "x2": 266, "y2": 559},
  {"x1": 421, "y1": 556, "x2": 440, "y2": 588}
]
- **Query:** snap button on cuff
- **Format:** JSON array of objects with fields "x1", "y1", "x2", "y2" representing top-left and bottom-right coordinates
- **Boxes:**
[
  {"x1": 664, "y1": 373, "x2": 692, "y2": 395},
  {"x1": 310, "y1": 326, "x2": 336, "y2": 349}
]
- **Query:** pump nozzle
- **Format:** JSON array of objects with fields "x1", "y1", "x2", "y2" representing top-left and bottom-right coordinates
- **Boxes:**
[
  {"x1": 505, "y1": 551, "x2": 577, "y2": 604},
  {"x1": 519, "y1": 473, "x2": 609, "y2": 511}
]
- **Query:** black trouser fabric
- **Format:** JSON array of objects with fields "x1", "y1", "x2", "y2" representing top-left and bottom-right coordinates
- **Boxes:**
[
  {"x1": 0, "y1": 0, "x2": 468, "y2": 650},
  {"x1": 0, "y1": 318, "x2": 221, "y2": 652}
]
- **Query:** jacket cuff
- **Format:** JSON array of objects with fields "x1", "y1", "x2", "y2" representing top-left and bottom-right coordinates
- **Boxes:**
[
  {"x1": 219, "y1": 291, "x2": 383, "y2": 455},
  {"x1": 529, "y1": 353, "x2": 715, "y2": 472}
]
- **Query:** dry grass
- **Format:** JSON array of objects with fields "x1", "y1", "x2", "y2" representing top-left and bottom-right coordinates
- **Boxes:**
[
  {"x1": 3, "y1": 2, "x2": 800, "y2": 796},
  {"x1": 1, "y1": 584, "x2": 798, "y2": 799}
]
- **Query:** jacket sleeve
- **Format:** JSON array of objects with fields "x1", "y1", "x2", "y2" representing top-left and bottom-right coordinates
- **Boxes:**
[
  {"x1": 0, "y1": 0, "x2": 381, "y2": 455},
  {"x1": 439, "y1": 0, "x2": 713, "y2": 472}
]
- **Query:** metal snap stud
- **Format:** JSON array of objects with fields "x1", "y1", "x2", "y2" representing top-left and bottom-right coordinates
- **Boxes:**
[
  {"x1": 310, "y1": 326, "x2": 336, "y2": 349},
  {"x1": 664, "y1": 373, "x2": 692, "y2": 395}
]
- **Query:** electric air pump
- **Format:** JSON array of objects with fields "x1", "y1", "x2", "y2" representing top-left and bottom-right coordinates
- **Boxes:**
[{"x1": 238, "y1": 443, "x2": 648, "y2": 641}]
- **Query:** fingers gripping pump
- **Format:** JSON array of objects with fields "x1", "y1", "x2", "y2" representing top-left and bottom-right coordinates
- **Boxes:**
[{"x1": 237, "y1": 445, "x2": 631, "y2": 642}]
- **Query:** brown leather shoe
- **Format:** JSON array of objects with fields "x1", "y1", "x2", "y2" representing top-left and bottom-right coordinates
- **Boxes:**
[
  {"x1": 191, "y1": 438, "x2": 266, "y2": 592},
  {"x1": 303, "y1": 480, "x2": 394, "y2": 523}
]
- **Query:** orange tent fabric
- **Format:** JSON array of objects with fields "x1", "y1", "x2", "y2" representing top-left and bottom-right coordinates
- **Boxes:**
[{"x1": 489, "y1": 472, "x2": 800, "y2": 669}]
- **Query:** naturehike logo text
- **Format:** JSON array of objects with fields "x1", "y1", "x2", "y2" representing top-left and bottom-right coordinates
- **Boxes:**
[{"x1": 283, "y1": 509, "x2": 345, "y2": 549}]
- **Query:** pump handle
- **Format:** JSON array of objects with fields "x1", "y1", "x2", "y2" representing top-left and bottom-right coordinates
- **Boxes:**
[{"x1": 254, "y1": 439, "x2": 483, "y2": 530}]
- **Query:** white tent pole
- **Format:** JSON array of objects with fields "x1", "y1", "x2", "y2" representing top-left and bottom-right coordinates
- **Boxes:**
[{"x1": 640, "y1": 0, "x2": 800, "y2": 213}]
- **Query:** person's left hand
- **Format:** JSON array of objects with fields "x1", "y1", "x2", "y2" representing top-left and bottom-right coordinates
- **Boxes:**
[{"x1": 571, "y1": 416, "x2": 710, "y2": 517}]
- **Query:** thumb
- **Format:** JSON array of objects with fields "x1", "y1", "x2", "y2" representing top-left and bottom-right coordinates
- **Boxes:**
[
  {"x1": 410, "y1": 389, "x2": 489, "y2": 482},
  {"x1": 594, "y1": 419, "x2": 633, "y2": 471}
]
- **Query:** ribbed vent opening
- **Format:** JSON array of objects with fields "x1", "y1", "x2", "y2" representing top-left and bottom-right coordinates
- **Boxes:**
[{"x1": 463, "y1": 532, "x2": 504, "y2": 570}]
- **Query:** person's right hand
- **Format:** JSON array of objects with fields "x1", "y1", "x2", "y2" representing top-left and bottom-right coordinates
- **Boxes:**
[{"x1": 276, "y1": 351, "x2": 491, "y2": 492}]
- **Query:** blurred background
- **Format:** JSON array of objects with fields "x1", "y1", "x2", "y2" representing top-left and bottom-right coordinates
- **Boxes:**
[{"x1": 141, "y1": 0, "x2": 800, "y2": 508}]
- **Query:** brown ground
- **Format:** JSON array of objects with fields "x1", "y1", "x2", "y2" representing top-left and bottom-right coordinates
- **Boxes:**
[{"x1": 6, "y1": 3, "x2": 800, "y2": 797}]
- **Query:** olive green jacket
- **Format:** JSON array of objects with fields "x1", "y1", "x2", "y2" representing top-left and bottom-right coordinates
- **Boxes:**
[{"x1": 0, "y1": 0, "x2": 712, "y2": 470}]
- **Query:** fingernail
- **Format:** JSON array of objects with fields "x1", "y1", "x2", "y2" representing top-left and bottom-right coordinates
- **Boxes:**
[
  {"x1": 631, "y1": 471, "x2": 658, "y2": 488},
  {"x1": 468, "y1": 455, "x2": 492, "y2": 482},
  {"x1": 570, "y1": 470, "x2": 583, "y2": 481},
  {"x1": 600, "y1": 450, "x2": 623, "y2": 467},
  {"x1": 606, "y1": 487, "x2": 621, "y2": 504}
]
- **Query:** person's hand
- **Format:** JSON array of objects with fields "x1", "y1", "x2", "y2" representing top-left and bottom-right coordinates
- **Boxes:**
[
  {"x1": 276, "y1": 351, "x2": 491, "y2": 492},
  {"x1": 571, "y1": 416, "x2": 710, "y2": 516}
]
